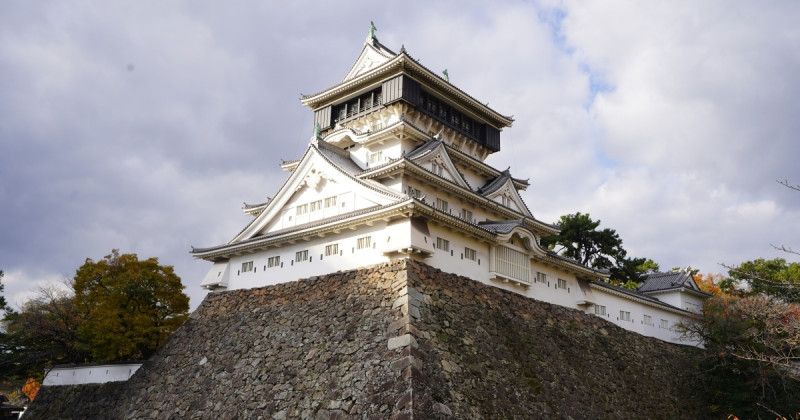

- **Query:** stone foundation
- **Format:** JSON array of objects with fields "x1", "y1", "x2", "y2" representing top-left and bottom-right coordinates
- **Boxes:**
[{"x1": 26, "y1": 260, "x2": 709, "y2": 419}]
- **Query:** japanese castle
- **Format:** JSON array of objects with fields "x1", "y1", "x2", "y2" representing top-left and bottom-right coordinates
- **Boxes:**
[{"x1": 191, "y1": 26, "x2": 708, "y2": 345}]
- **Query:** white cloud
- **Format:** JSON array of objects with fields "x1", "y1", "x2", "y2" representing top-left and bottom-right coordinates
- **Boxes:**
[
  {"x1": 1, "y1": 1, "x2": 799, "y2": 311},
  {"x1": 3, "y1": 269, "x2": 72, "y2": 312}
]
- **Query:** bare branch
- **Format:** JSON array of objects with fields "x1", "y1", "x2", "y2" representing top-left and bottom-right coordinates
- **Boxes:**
[
  {"x1": 778, "y1": 179, "x2": 800, "y2": 192},
  {"x1": 772, "y1": 244, "x2": 800, "y2": 257},
  {"x1": 721, "y1": 263, "x2": 800, "y2": 290}
]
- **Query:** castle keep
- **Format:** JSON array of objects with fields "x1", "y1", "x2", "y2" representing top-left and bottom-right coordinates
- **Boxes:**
[
  {"x1": 191, "y1": 27, "x2": 708, "y2": 344},
  {"x1": 27, "y1": 26, "x2": 712, "y2": 418}
]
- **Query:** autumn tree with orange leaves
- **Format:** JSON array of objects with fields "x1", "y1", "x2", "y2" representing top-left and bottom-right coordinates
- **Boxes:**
[{"x1": 21, "y1": 378, "x2": 40, "y2": 401}]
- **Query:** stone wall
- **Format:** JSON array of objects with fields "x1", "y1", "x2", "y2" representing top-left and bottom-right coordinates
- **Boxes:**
[{"x1": 26, "y1": 260, "x2": 710, "y2": 419}]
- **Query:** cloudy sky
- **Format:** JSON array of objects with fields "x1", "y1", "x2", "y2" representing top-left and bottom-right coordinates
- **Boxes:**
[{"x1": 2, "y1": 1, "x2": 799, "y2": 310}]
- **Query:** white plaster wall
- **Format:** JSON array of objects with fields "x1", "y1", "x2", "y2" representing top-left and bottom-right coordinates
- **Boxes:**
[
  {"x1": 682, "y1": 293, "x2": 705, "y2": 314},
  {"x1": 382, "y1": 176, "x2": 403, "y2": 193},
  {"x1": 587, "y1": 289, "x2": 688, "y2": 344},
  {"x1": 271, "y1": 190, "x2": 365, "y2": 233},
  {"x1": 644, "y1": 291, "x2": 704, "y2": 314},
  {"x1": 220, "y1": 223, "x2": 391, "y2": 291},
  {"x1": 525, "y1": 267, "x2": 581, "y2": 308},
  {"x1": 459, "y1": 167, "x2": 489, "y2": 193},
  {"x1": 650, "y1": 291, "x2": 682, "y2": 309},
  {"x1": 43, "y1": 364, "x2": 142, "y2": 386},
  {"x1": 424, "y1": 224, "x2": 488, "y2": 282}
]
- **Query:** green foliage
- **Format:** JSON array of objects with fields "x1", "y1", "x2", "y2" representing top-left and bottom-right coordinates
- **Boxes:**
[
  {"x1": 541, "y1": 213, "x2": 658, "y2": 285},
  {"x1": 723, "y1": 258, "x2": 800, "y2": 303},
  {"x1": 73, "y1": 250, "x2": 189, "y2": 362},
  {"x1": 541, "y1": 212, "x2": 620, "y2": 268},
  {"x1": 0, "y1": 269, "x2": 7, "y2": 314}
]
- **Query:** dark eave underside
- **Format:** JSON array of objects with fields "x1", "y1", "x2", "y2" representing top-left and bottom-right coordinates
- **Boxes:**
[{"x1": 301, "y1": 53, "x2": 513, "y2": 129}]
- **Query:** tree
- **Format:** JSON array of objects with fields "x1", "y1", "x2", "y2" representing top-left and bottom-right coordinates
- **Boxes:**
[
  {"x1": 73, "y1": 250, "x2": 189, "y2": 362},
  {"x1": 693, "y1": 273, "x2": 728, "y2": 297},
  {"x1": 679, "y1": 295, "x2": 800, "y2": 417},
  {"x1": 721, "y1": 258, "x2": 800, "y2": 303},
  {"x1": 541, "y1": 212, "x2": 659, "y2": 285},
  {"x1": 674, "y1": 180, "x2": 800, "y2": 418},
  {"x1": 0, "y1": 282, "x2": 86, "y2": 381},
  {"x1": 0, "y1": 269, "x2": 7, "y2": 315},
  {"x1": 21, "y1": 378, "x2": 40, "y2": 401}
]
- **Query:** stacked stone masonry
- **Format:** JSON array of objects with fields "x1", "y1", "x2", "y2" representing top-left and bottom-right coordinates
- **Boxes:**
[{"x1": 26, "y1": 260, "x2": 710, "y2": 419}]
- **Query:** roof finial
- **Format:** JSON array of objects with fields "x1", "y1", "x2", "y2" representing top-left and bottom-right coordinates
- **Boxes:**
[
  {"x1": 369, "y1": 21, "x2": 378, "y2": 42},
  {"x1": 442, "y1": 69, "x2": 449, "y2": 82}
]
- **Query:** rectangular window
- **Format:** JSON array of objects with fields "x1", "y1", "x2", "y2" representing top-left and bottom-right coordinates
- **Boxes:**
[
  {"x1": 295, "y1": 250, "x2": 308, "y2": 262},
  {"x1": 431, "y1": 163, "x2": 443, "y2": 176},
  {"x1": 356, "y1": 236, "x2": 371, "y2": 250},
  {"x1": 325, "y1": 244, "x2": 339, "y2": 256},
  {"x1": 310, "y1": 200, "x2": 322, "y2": 212},
  {"x1": 369, "y1": 151, "x2": 383, "y2": 164},
  {"x1": 461, "y1": 209, "x2": 473, "y2": 222},
  {"x1": 436, "y1": 237, "x2": 450, "y2": 252},
  {"x1": 267, "y1": 256, "x2": 280, "y2": 268},
  {"x1": 241, "y1": 261, "x2": 253, "y2": 272},
  {"x1": 620, "y1": 311, "x2": 631, "y2": 322},
  {"x1": 296, "y1": 204, "x2": 308, "y2": 216},
  {"x1": 436, "y1": 198, "x2": 449, "y2": 212},
  {"x1": 465, "y1": 247, "x2": 477, "y2": 261},
  {"x1": 557, "y1": 278, "x2": 567, "y2": 289},
  {"x1": 660, "y1": 319, "x2": 669, "y2": 329},
  {"x1": 643, "y1": 315, "x2": 653, "y2": 325},
  {"x1": 494, "y1": 245, "x2": 528, "y2": 282},
  {"x1": 324, "y1": 196, "x2": 337, "y2": 208},
  {"x1": 594, "y1": 305, "x2": 606, "y2": 316},
  {"x1": 501, "y1": 195, "x2": 511, "y2": 207},
  {"x1": 407, "y1": 186, "x2": 422, "y2": 198},
  {"x1": 536, "y1": 272, "x2": 547, "y2": 283}
]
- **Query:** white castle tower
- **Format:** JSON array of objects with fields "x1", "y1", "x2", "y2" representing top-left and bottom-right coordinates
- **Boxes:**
[{"x1": 191, "y1": 25, "x2": 708, "y2": 344}]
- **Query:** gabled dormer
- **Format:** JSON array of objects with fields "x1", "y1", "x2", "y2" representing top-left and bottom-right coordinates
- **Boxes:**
[
  {"x1": 477, "y1": 169, "x2": 532, "y2": 217},
  {"x1": 405, "y1": 137, "x2": 471, "y2": 189},
  {"x1": 637, "y1": 270, "x2": 712, "y2": 313},
  {"x1": 341, "y1": 31, "x2": 396, "y2": 83}
]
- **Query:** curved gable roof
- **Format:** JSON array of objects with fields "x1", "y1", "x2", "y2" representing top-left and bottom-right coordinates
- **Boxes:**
[
  {"x1": 405, "y1": 138, "x2": 471, "y2": 189},
  {"x1": 224, "y1": 143, "x2": 404, "y2": 244},
  {"x1": 637, "y1": 271, "x2": 704, "y2": 293}
]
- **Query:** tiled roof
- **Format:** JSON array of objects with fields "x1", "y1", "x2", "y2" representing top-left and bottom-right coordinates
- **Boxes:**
[
  {"x1": 300, "y1": 48, "x2": 513, "y2": 127},
  {"x1": 191, "y1": 204, "x2": 392, "y2": 255},
  {"x1": 404, "y1": 137, "x2": 443, "y2": 160},
  {"x1": 477, "y1": 219, "x2": 524, "y2": 234},
  {"x1": 637, "y1": 271, "x2": 698, "y2": 293},
  {"x1": 315, "y1": 142, "x2": 364, "y2": 176},
  {"x1": 477, "y1": 168, "x2": 512, "y2": 195}
]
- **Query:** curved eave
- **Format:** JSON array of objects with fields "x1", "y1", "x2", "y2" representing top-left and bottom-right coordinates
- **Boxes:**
[
  {"x1": 642, "y1": 288, "x2": 713, "y2": 299},
  {"x1": 301, "y1": 53, "x2": 513, "y2": 129},
  {"x1": 192, "y1": 201, "x2": 415, "y2": 260},
  {"x1": 361, "y1": 159, "x2": 557, "y2": 236},
  {"x1": 534, "y1": 251, "x2": 609, "y2": 281},
  {"x1": 340, "y1": 40, "x2": 397, "y2": 83},
  {"x1": 229, "y1": 143, "x2": 405, "y2": 244},
  {"x1": 589, "y1": 283, "x2": 691, "y2": 315},
  {"x1": 193, "y1": 199, "x2": 496, "y2": 261},
  {"x1": 444, "y1": 143, "x2": 529, "y2": 190}
]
